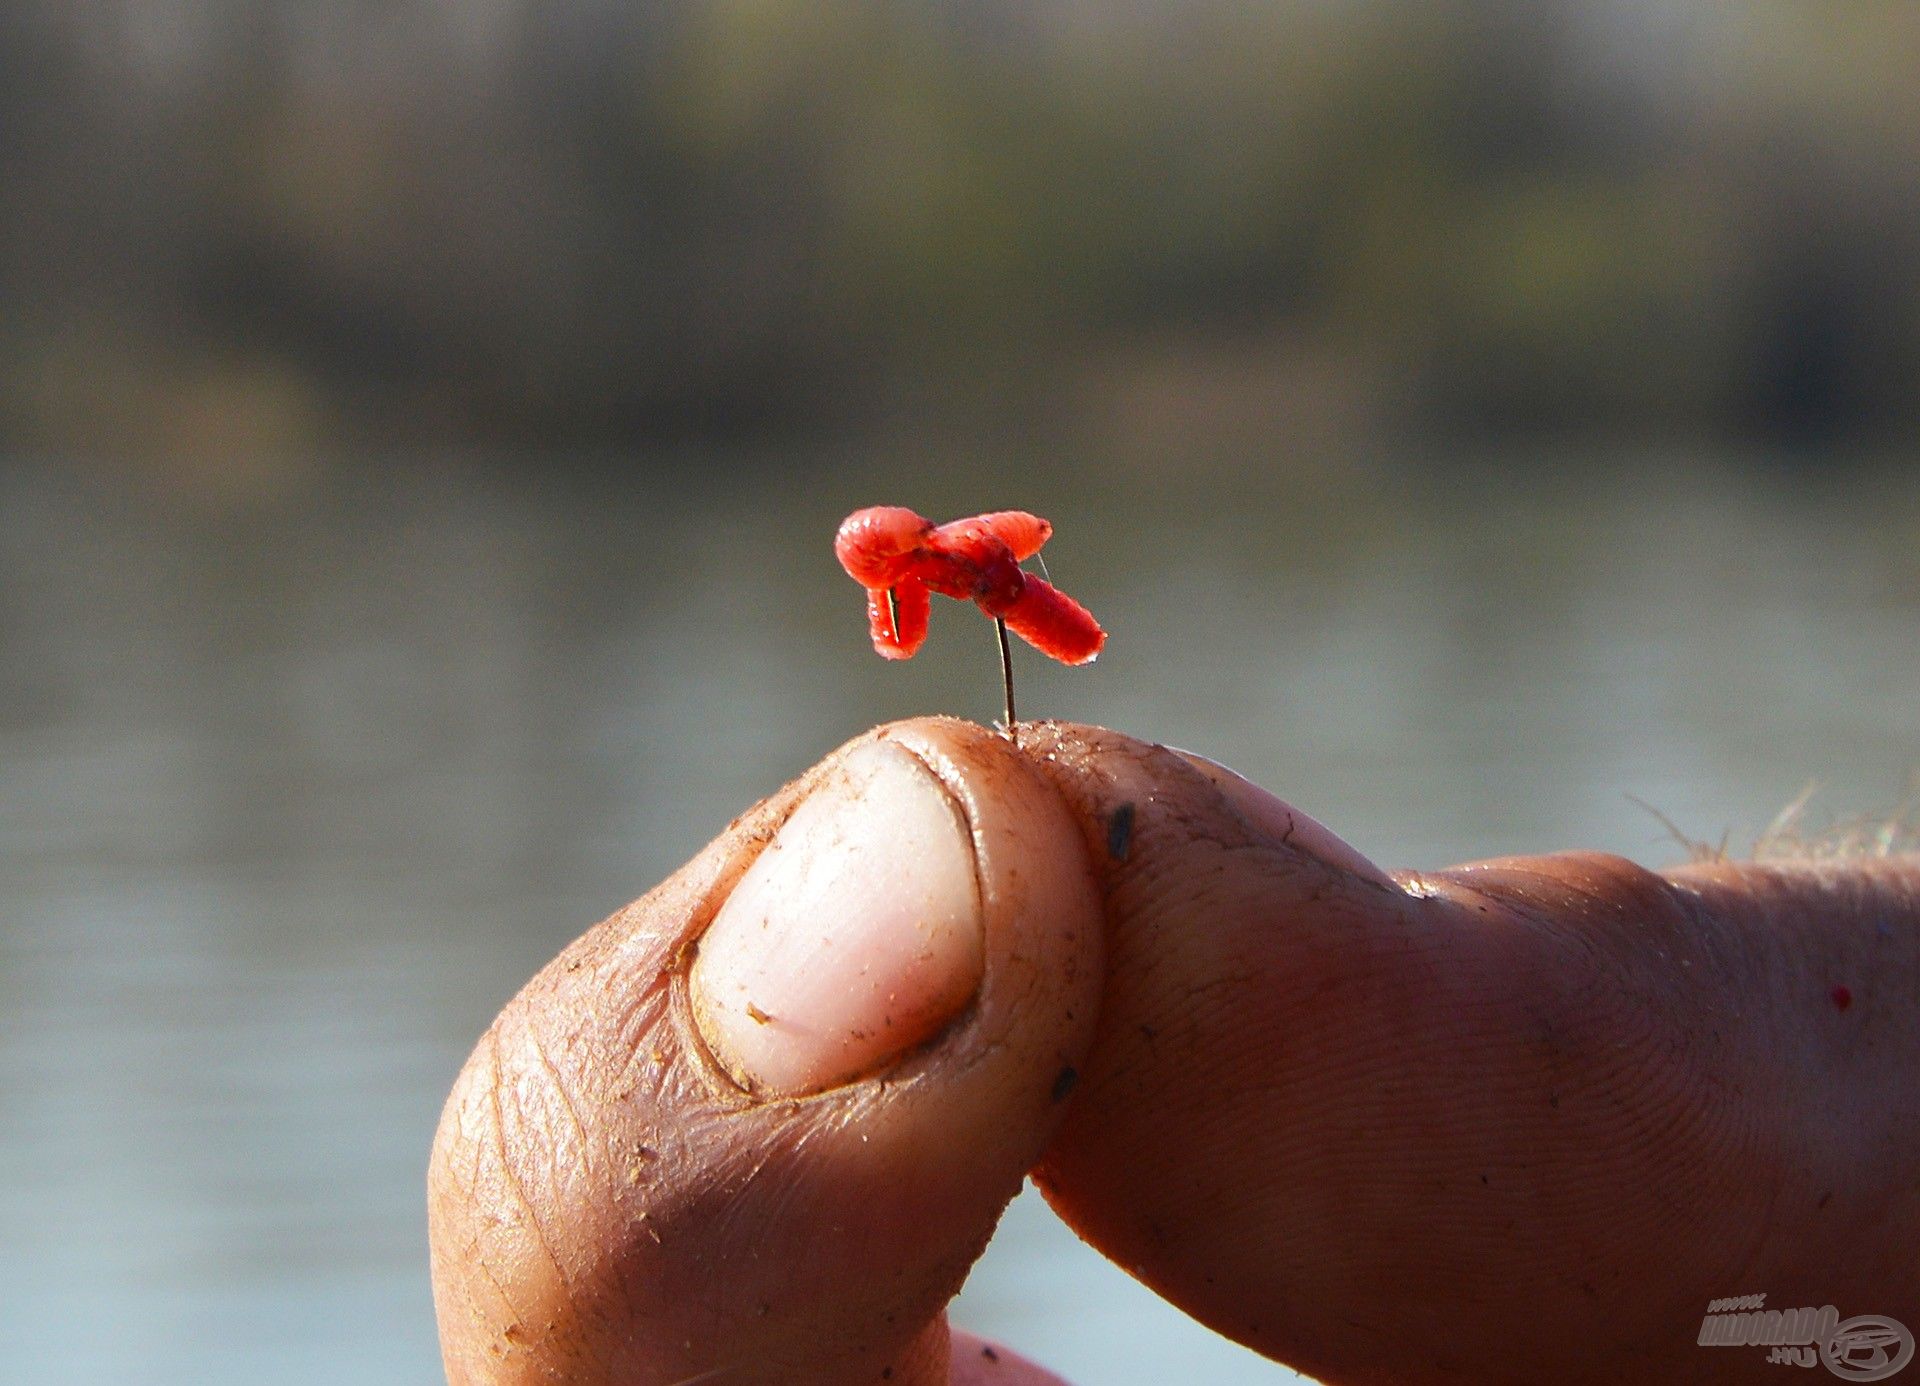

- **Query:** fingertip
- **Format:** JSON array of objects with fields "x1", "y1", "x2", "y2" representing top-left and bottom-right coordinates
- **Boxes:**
[
  {"x1": 432, "y1": 716, "x2": 1108, "y2": 1384},
  {"x1": 1009, "y1": 721, "x2": 1436, "y2": 1367},
  {"x1": 662, "y1": 715, "x2": 1108, "y2": 1376},
  {"x1": 858, "y1": 716, "x2": 1106, "y2": 1114}
]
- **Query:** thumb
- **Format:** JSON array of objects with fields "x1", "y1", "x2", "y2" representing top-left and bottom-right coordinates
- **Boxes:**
[{"x1": 428, "y1": 718, "x2": 1099, "y2": 1385}]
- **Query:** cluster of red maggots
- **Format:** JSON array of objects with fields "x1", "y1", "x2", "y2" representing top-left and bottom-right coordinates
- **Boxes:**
[{"x1": 834, "y1": 506, "x2": 1105, "y2": 666}]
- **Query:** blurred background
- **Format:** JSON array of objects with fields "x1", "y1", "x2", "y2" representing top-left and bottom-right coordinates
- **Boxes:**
[{"x1": 4, "y1": 3, "x2": 1920, "y2": 1383}]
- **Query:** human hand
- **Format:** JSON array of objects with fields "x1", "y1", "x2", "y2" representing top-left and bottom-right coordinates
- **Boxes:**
[{"x1": 429, "y1": 719, "x2": 1920, "y2": 1384}]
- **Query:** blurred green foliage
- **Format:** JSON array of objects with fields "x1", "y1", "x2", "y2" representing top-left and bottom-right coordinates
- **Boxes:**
[{"x1": 3, "y1": 1, "x2": 1917, "y2": 466}]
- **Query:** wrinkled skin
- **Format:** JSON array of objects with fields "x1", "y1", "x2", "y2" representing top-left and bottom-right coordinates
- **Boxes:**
[{"x1": 429, "y1": 718, "x2": 1920, "y2": 1384}]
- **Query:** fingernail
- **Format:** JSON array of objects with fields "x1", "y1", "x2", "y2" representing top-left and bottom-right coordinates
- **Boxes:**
[
  {"x1": 689, "y1": 741, "x2": 985, "y2": 1096},
  {"x1": 1171, "y1": 750, "x2": 1399, "y2": 891}
]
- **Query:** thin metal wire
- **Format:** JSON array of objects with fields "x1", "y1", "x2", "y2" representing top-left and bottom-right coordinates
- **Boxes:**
[
  {"x1": 884, "y1": 586, "x2": 900, "y2": 638},
  {"x1": 995, "y1": 617, "x2": 1016, "y2": 740}
]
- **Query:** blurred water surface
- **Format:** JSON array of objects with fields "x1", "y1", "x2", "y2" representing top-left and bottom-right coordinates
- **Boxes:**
[{"x1": 4, "y1": 454, "x2": 1919, "y2": 1384}]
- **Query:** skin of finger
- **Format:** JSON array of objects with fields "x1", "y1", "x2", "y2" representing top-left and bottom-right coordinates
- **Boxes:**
[
  {"x1": 948, "y1": 1328, "x2": 1073, "y2": 1386},
  {"x1": 1018, "y1": 721, "x2": 1920, "y2": 1386},
  {"x1": 1660, "y1": 856, "x2": 1920, "y2": 1299},
  {"x1": 427, "y1": 717, "x2": 1103, "y2": 1386},
  {"x1": 884, "y1": 1319, "x2": 1074, "y2": 1386}
]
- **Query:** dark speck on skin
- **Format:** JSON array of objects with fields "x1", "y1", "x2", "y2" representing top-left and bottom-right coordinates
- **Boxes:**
[
  {"x1": 1051, "y1": 1066, "x2": 1078, "y2": 1101},
  {"x1": 1107, "y1": 802, "x2": 1136, "y2": 861},
  {"x1": 982, "y1": 1346, "x2": 999, "y2": 1361}
]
